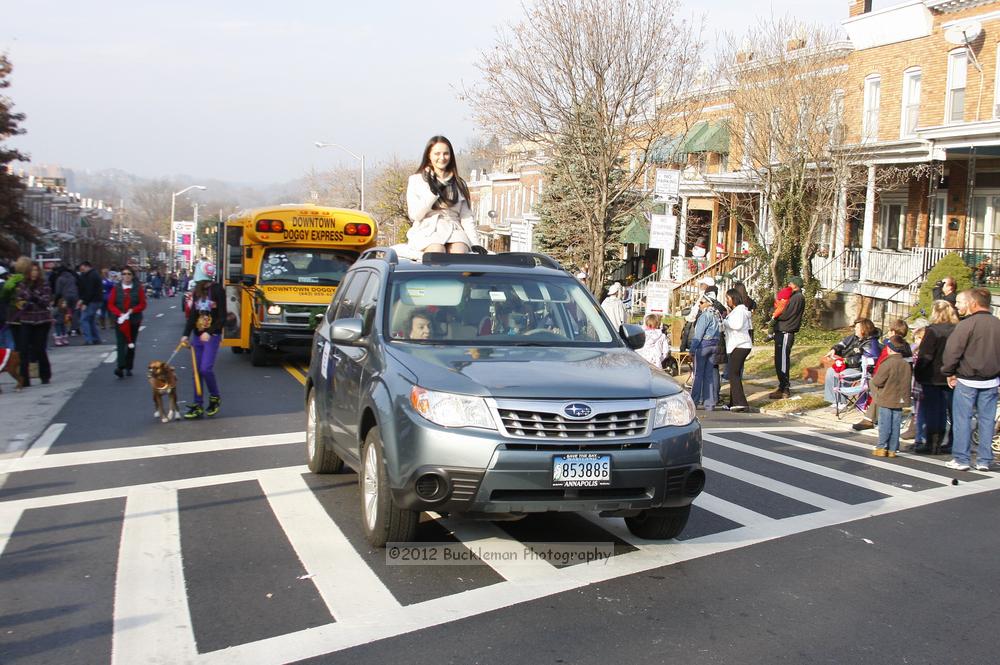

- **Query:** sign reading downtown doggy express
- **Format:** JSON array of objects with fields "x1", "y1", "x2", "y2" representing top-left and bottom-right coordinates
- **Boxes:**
[{"x1": 247, "y1": 209, "x2": 375, "y2": 247}]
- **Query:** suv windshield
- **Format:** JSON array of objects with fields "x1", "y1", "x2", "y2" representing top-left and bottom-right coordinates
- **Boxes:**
[
  {"x1": 260, "y1": 248, "x2": 355, "y2": 286},
  {"x1": 385, "y1": 272, "x2": 617, "y2": 345}
]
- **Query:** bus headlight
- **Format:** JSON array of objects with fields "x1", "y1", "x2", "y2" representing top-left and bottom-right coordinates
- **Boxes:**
[{"x1": 267, "y1": 305, "x2": 282, "y2": 316}]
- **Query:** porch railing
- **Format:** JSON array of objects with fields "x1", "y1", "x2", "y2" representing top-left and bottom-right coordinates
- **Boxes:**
[
  {"x1": 862, "y1": 247, "x2": 957, "y2": 288},
  {"x1": 960, "y1": 248, "x2": 1000, "y2": 288},
  {"x1": 813, "y1": 248, "x2": 861, "y2": 291},
  {"x1": 671, "y1": 254, "x2": 747, "y2": 309}
]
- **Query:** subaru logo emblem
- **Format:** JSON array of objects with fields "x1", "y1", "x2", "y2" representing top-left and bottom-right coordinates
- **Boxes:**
[{"x1": 564, "y1": 403, "x2": 593, "y2": 419}]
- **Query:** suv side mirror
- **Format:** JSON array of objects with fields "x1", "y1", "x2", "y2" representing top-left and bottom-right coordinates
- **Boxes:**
[
  {"x1": 621, "y1": 323, "x2": 646, "y2": 350},
  {"x1": 331, "y1": 317, "x2": 364, "y2": 344},
  {"x1": 240, "y1": 275, "x2": 256, "y2": 287}
]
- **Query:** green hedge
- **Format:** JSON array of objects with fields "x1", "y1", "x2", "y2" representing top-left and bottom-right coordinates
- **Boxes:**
[{"x1": 912, "y1": 253, "x2": 972, "y2": 318}]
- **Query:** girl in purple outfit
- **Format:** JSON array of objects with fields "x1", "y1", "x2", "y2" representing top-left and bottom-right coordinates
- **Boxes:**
[{"x1": 179, "y1": 261, "x2": 226, "y2": 419}]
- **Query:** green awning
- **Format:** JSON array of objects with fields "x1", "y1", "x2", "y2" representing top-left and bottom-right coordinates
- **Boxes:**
[
  {"x1": 620, "y1": 216, "x2": 650, "y2": 245},
  {"x1": 649, "y1": 135, "x2": 683, "y2": 163},
  {"x1": 678, "y1": 121, "x2": 710, "y2": 155},
  {"x1": 683, "y1": 120, "x2": 730, "y2": 154}
]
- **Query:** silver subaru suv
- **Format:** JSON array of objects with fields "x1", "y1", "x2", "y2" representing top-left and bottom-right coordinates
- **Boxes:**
[{"x1": 305, "y1": 249, "x2": 704, "y2": 547}]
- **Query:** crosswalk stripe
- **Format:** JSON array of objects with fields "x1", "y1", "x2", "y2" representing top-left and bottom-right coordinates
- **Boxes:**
[
  {"x1": 104, "y1": 352, "x2": 116, "y2": 364},
  {"x1": 0, "y1": 431, "x2": 305, "y2": 474},
  {"x1": 428, "y1": 512, "x2": 556, "y2": 582},
  {"x1": 703, "y1": 433, "x2": 912, "y2": 497},
  {"x1": 21, "y1": 422, "x2": 66, "y2": 458},
  {"x1": 111, "y1": 485, "x2": 197, "y2": 665},
  {"x1": 803, "y1": 430, "x2": 969, "y2": 470},
  {"x1": 258, "y1": 470, "x2": 401, "y2": 621},
  {"x1": 0, "y1": 506, "x2": 22, "y2": 558},
  {"x1": 694, "y1": 492, "x2": 776, "y2": 528},
  {"x1": 743, "y1": 431, "x2": 953, "y2": 485},
  {"x1": 1, "y1": 465, "x2": 310, "y2": 514},
  {"x1": 702, "y1": 458, "x2": 848, "y2": 511}
]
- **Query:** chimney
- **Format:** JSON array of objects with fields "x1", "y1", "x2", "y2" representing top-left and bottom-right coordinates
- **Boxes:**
[{"x1": 849, "y1": 0, "x2": 873, "y2": 17}]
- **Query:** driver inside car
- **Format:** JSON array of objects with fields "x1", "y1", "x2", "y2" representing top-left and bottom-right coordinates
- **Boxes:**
[{"x1": 408, "y1": 308, "x2": 435, "y2": 340}]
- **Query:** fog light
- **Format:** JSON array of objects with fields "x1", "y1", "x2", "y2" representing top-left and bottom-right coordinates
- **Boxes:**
[
  {"x1": 415, "y1": 473, "x2": 444, "y2": 500},
  {"x1": 684, "y1": 469, "x2": 706, "y2": 497}
]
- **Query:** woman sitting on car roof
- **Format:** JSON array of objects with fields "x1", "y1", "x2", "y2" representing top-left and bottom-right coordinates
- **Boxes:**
[{"x1": 405, "y1": 135, "x2": 479, "y2": 256}]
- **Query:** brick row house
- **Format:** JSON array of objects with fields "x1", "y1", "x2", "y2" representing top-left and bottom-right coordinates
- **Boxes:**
[{"x1": 471, "y1": 0, "x2": 1000, "y2": 320}]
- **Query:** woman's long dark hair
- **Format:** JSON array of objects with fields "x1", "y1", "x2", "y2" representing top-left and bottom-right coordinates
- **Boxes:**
[{"x1": 416, "y1": 135, "x2": 469, "y2": 201}]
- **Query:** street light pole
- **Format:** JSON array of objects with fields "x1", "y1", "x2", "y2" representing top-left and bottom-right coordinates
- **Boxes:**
[
  {"x1": 170, "y1": 184, "x2": 207, "y2": 272},
  {"x1": 314, "y1": 141, "x2": 366, "y2": 211}
]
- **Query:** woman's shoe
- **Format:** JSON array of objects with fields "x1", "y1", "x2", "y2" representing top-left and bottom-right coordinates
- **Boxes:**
[
  {"x1": 125, "y1": 369, "x2": 133, "y2": 377},
  {"x1": 113, "y1": 368, "x2": 124, "y2": 379},
  {"x1": 184, "y1": 404, "x2": 204, "y2": 419}
]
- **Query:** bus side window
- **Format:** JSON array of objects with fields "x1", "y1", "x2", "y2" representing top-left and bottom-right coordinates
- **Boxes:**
[{"x1": 223, "y1": 224, "x2": 243, "y2": 282}]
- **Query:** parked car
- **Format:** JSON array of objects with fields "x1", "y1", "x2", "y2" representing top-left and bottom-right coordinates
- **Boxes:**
[{"x1": 305, "y1": 248, "x2": 705, "y2": 547}]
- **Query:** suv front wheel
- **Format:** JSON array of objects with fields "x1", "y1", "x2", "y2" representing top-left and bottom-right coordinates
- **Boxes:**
[
  {"x1": 306, "y1": 390, "x2": 344, "y2": 473},
  {"x1": 360, "y1": 426, "x2": 419, "y2": 547},
  {"x1": 624, "y1": 505, "x2": 691, "y2": 540}
]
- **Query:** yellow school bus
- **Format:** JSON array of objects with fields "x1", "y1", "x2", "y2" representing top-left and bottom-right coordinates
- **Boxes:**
[{"x1": 218, "y1": 204, "x2": 377, "y2": 365}]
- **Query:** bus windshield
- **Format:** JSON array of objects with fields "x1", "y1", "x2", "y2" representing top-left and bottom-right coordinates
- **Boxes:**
[{"x1": 259, "y1": 248, "x2": 356, "y2": 286}]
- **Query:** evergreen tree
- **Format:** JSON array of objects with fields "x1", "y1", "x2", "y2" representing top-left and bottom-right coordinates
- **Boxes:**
[{"x1": 0, "y1": 55, "x2": 36, "y2": 258}]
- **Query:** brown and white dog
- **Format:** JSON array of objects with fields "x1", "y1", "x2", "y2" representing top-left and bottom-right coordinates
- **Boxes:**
[
  {"x1": 147, "y1": 360, "x2": 180, "y2": 422},
  {"x1": 0, "y1": 348, "x2": 24, "y2": 393}
]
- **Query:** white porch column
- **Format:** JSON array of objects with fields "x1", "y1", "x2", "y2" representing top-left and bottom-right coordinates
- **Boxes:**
[
  {"x1": 834, "y1": 182, "x2": 848, "y2": 256},
  {"x1": 860, "y1": 164, "x2": 876, "y2": 282}
]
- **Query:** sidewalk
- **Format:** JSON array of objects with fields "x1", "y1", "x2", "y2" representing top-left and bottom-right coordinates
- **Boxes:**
[{"x1": 0, "y1": 337, "x2": 111, "y2": 460}]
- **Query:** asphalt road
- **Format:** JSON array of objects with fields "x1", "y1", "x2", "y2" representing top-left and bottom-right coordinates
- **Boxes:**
[{"x1": 1, "y1": 295, "x2": 998, "y2": 665}]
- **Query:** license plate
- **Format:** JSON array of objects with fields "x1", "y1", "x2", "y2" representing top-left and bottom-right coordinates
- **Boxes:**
[{"x1": 552, "y1": 453, "x2": 612, "y2": 487}]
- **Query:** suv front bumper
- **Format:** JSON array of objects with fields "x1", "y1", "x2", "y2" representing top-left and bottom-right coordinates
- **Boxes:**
[{"x1": 388, "y1": 414, "x2": 704, "y2": 515}]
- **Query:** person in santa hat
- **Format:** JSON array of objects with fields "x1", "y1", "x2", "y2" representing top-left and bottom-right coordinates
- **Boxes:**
[{"x1": 106, "y1": 266, "x2": 147, "y2": 378}]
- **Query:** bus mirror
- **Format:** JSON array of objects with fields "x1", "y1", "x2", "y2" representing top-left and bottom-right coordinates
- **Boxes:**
[{"x1": 240, "y1": 275, "x2": 256, "y2": 287}]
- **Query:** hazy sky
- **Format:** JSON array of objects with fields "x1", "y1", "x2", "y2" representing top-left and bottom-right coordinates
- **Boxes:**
[{"x1": 4, "y1": 1, "x2": 846, "y2": 185}]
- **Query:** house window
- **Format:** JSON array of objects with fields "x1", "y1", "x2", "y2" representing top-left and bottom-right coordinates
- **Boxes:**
[
  {"x1": 828, "y1": 90, "x2": 845, "y2": 145},
  {"x1": 947, "y1": 49, "x2": 967, "y2": 124},
  {"x1": 742, "y1": 113, "x2": 754, "y2": 169},
  {"x1": 901, "y1": 68, "x2": 921, "y2": 138},
  {"x1": 862, "y1": 75, "x2": 881, "y2": 142},
  {"x1": 769, "y1": 109, "x2": 781, "y2": 162},
  {"x1": 925, "y1": 194, "x2": 946, "y2": 247},
  {"x1": 879, "y1": 202, "x2": 906, "y2": 250}
]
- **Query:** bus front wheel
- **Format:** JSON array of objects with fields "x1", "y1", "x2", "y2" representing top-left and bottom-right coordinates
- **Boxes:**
[{"x1": 250, "y1": 336, "x2": 269, "y2": 366}]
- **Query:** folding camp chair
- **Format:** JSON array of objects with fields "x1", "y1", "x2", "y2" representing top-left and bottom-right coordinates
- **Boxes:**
[{"x1": 833, "y1": 356, "x2": 875, "y2": 420}]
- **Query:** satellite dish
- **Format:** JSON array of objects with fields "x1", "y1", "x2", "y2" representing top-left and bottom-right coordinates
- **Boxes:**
[{"x1": 945, "y1": 20, "x2": 982, "y2": 46}]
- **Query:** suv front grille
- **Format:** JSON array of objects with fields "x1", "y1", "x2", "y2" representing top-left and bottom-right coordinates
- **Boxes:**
[{"x1": 499, "y1": 408, "x2": 650, "y2": 439}]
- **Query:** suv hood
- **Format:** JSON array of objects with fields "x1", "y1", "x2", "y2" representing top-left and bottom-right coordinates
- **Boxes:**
[{"x1": 385, "y1": 344, "x2": 681, "y2": 399}]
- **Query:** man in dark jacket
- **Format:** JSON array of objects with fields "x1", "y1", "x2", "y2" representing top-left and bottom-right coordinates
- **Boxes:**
[
  {"x1": 941, "y1": 288, "x2": 1000, "y2": 471},
  {"x1": 77, "y1": 261, "x2": 104, "y2": 345},
  {"x1": 768, "y1": 276, "x2": 805, "y2": 399}
]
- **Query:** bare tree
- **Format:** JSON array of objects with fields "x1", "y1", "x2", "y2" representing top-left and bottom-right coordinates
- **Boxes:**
[
  {"x1": 714, "y1": 18, "x2": 929, "y2": 298},
  {"x1": 369, "y1": 158, "x2": 416, "y2": 245},
  {"x1": 129, "y1": 179, "x2": 174, "y2": 234},
  {"x1": 300, "y1": 166, "x2": 362, "y2": 209},
  {"x1": 466, "y1": 0, "x2": 702, "y2": 291}
]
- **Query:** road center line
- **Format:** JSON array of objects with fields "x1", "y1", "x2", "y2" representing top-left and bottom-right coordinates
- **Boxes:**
[
  {"x1": 258, "y1": 470, "x2": 401, "y2": 621},
  {"x1": 111, "y1": 485, "x2": 198, "y2": 665},
  {"x1": 0, "y1": 431, "x2": 305, "y2": 474}
]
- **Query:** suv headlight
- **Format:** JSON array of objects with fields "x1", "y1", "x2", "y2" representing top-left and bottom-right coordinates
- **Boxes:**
[
  {"x1": 410, "y1": 386, "x2": 496, "y2": 430},
  {"x1": 653, "y1": 393, "x2": 696, "y2": 428}
]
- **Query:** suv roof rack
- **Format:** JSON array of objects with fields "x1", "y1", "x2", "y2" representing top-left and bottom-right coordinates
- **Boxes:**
[
  {"x1": 358, "y1": 247, "x2": 399, "y2": 265},
  {"x1": 501, "y1": 252, "x2": 564, "y2": 270},
  {"x1": 421, "y1": 252, "x2": 537, "y2": 268}
]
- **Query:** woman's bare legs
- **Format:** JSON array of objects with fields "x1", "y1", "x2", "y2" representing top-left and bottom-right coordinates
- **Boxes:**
[
  {"x1": 446, "y1": 243, "x2": 470, "y2": 254},
  {"x1": 423, "y1": 243, "x2": 446, "y2": 253}
]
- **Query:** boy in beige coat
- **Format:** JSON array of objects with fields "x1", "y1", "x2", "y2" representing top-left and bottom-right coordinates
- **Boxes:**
[{"x1": 871, "y1": 336, "x2": 913, "y2": 458}]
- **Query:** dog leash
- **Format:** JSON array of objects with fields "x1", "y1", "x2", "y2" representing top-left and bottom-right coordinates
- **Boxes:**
[{"x1": 165, "y1": 341, "x2": 185, "y2": 366}]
